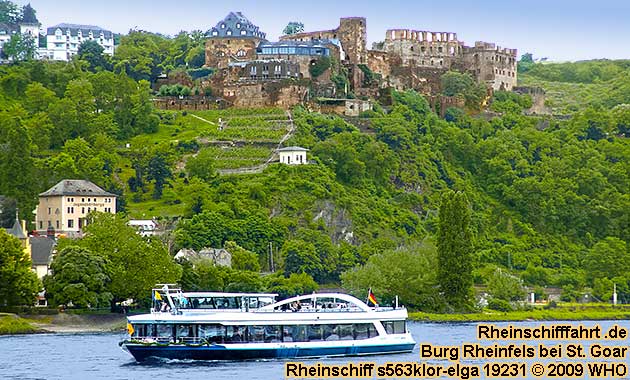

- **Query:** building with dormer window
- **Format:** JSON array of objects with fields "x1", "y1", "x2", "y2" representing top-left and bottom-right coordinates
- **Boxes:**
[
  {"x1": 45, "y1": 23, "x2": 115, "y2": 61},
  {"x1": 204, "y1": 12, "x2": 266, "y2": 68},
  {"x1": 35, "y1": 180, "x2": 117, "y2": 237}
]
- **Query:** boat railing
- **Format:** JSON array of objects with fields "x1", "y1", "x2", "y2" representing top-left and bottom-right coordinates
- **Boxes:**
[{"x1": 255, "y1": 305, "x2": 400, "y2": 313}]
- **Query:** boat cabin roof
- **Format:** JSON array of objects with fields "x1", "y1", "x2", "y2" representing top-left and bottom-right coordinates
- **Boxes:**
[{"x1": 181, "y1": 292, "x2": 278, "y2": 298}]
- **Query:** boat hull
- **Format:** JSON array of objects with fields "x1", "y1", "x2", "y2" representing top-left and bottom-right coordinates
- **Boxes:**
[{"x1": 123, "y1": 342, "x2": 415, "y2": 361}]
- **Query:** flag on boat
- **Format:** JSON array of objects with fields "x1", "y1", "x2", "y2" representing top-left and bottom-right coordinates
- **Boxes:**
[
  {"x1": 154, "y1": 291, "x2": 162, "y2": 301},
  {"x1": 127, "y1": 323, "x2": 134, "y2": 336},
  {"x1": 367, "y1": 288, "x2": 378, "y2": 306}
]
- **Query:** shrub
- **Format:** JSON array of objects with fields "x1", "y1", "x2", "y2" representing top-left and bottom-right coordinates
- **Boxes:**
[{"x1": 487, "y1": 298, "x2": 513, "y2": 312}]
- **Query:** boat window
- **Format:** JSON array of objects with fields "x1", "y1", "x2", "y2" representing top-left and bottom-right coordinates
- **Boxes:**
[
  {"x1": 307, "y1": 325, "x2": 323, "y2": 341},
  {"x1": 248, "y1": 326, "x2": 265, "y2": 343},
  {"x1": 282, "y1": 326, "x2": 294, "y2": 342},
  {"x1": 338, "y1": 324, "x2": 354, "y2": 340},
  {"x1": 225, "y1": 326, "x2": 245, "y2": 342},
  {"x1": 265, "y1": 325, "x2": 282, "y2": 342},
  {"x1": 353, "y1": 323, "x2": 368, "y2": 339},
  {"x1": 156, "y1": 324, "x2": 172, "y2": 338},
  {"x1": 199, "y1": 324, "x2": 224, "y2": 344},
  {"x1": 383, "y1": 321, "x2": 393, "y2": 334},
  {"x1": 368, "y1": 323, "x2": 378, "y2": 338},
  {"x1": 322, "y1": 324, "x2": 338, "y2": 341},
  {"x1": 394, "y1": 321, "x2": 406, "y2": 333},
  {"x1": 383, "y1": 320, "x2": 406, "y2": 334},
  {"x1": 289, "y1": 325, "x2": 307, "y2": 342},
  {"x1": 130, "y1": 324, "x2": 145, "y2": 338},
  {"x1": 176, "y1": 324, "x2": 195, "y2": 338}
]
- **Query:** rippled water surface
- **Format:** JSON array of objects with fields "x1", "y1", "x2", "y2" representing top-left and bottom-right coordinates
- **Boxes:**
[{"x1": 1, "y1": 320, "x2": 626, "y2": 379}]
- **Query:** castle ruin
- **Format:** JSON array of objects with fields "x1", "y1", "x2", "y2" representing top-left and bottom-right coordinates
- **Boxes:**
[{"x1": 195, "y1": 13, "x2": 518, "y2": 110}]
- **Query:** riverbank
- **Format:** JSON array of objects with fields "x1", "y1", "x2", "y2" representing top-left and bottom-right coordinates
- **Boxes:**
[
  {"x1": 0, "y1": 313, "x2": 42, "y2": 334},
  {"x1": 0, "y1": 312, "x2": 127, "y2": 335},
  {"x1": 409, "y1": 304, "x2": 630, "y2": 322}
]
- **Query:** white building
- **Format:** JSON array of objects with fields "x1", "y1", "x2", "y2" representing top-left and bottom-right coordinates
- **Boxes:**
[
  {"x1": 128, "y1": 219, "x2": 159, "y2": 237},
  {"x1": 277, "y1": 146, "x2": 308, "y2": 165},
  {"x1": 44, "y1": 23, "x2": 114, "y2": 61},
  {"x1": 0, "y1": 22, "x2": 39, "y2": 59}
]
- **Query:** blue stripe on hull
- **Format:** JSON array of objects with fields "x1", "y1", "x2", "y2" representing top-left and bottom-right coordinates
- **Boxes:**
[{"x1": 125, "y1": 344, "x2": 415, "y2": 362}]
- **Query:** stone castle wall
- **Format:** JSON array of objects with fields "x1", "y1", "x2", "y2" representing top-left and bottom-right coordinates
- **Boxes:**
[
  {"x1": 222, "y1": 82, "x2": 308, "y2": 109},
  {"x1": 205, "y1": 37, "x2": 261, "y2": 68}
]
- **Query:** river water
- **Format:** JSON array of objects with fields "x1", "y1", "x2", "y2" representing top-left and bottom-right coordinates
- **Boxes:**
[{"x1": 1, "y1": 320, "x2": 627, "y2": 379}]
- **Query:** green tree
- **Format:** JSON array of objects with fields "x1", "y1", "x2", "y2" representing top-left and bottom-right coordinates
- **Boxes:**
[
  {"x1": 20, "y1": 3, "x2": 38, "y2": 23},
  {"x1": 0, "y1": 107, "x2": 37, "y2": 214},
  {"x1": 186, "y1": 148, "x2": 217, "y2": 182},
  {"x1": 486, "y1": 267, "x2": 526, "y2": 301},
  {"x1": 2, "y1": 33, "x2": 35, "y2": 61},
  {"x1": 23, "y1": 82, "x2": 57, "y2": 114},
  {"x1": 440, "y1": 71, "x2": 487, "y2": 111},
  {"x1": 283, "y1": 22, "x2": 304, "y2": 35},
  {"x1": 265, "y1": 272, "x2": 318, "y2": 298},
  {"x1": 43, "y1": 246, "x2": 112, "y2": 308},
  {"x1": 0, "y1": 1, "x2": 20, "y2": 24},
  {"x1": 62, "y1": 213, "x2": 181, "y2": 309},
  {"x1": 341, "y1": 243, "x2": 441, "y2": 311},
  {"x1": 77, "y1": 40, "x2": 108, "y2": 72},
  {"x1": 282, "y1": 239, "x2": 321, "y2": 278},
  {"x1": 309, "y1": 56, "x2": 331, "y2": 78},
  {"x1": 583, "y1": 237, "x2": 629, "y2": 284},
  {"x1": 0, "y1": 230, "x2": 40, "y2": 306},
  {"x1": 225, "y1": 241, "x2": 260, "y2": 272},
  {"x1": 437, "y1": 190, "x2": 474, "y2": 310},
  {"x1": 146, "y1": 150, "x2": 173, "y2": 199}
]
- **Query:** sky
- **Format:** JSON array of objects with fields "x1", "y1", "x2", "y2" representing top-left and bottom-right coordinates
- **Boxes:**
[{"x1": 15, "y1": 0, "x2": 630, "y2": 61}]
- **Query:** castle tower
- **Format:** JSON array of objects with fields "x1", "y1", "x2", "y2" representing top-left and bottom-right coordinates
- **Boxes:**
[{"x1": 337, "y1": 17, "x2": 367, "y2": 65}]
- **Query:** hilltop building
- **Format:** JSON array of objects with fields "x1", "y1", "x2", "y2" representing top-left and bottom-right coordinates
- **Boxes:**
[
  {"x1": 43, "y1": 23, "x2": 115, "y2": 61},
  {"x1": 172, "y1": 12, "x2": 518, "y2": 111},
  {"x1": 204, "y1": 12, "x2": 266, "y2": 68},
  {"x1": 35, "y1": 179, "x2": 117, "y2": 237}
]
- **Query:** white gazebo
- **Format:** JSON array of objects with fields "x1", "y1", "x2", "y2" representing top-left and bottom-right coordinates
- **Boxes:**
[{"x1": 277, "y1": 146, "x2": 308, "y2": 165}]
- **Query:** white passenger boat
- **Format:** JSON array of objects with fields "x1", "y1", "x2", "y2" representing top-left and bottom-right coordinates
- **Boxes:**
[{"x1": 120, "y1": 286, "x2": 415, "y2": 361}]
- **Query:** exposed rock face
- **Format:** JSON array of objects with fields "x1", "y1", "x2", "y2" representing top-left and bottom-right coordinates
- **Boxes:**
[
  {"x1": 312, "y1": 200, "x2": 356, "y2": 244},
  {"x1": 174, "y1": 248, "x2": 232, "y2": 267}
]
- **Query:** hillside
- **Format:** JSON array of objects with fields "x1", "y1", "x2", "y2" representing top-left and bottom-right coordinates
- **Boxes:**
[
  {"x1": 518, "y1": 59, "x2": 630, "y2": 114},
  {"x1": 1, "y1": 58, "x2": 629, "y2": 311}
]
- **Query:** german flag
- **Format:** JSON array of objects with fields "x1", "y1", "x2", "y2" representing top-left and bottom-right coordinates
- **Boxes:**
[{"x1": 367, "y1": 288, "x2": 378, "y2": 307}]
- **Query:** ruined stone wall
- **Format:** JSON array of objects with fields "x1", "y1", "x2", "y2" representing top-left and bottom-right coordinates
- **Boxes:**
[
  {"x1": 153, "y1": 96, "x2": 224, "y2": 111},
  {"x1": 153, "y1": 71, "x2": 194, "y2": 91},
  {"x1": 427, "y1": 95, "x2": 465, "y2": 117},
  {"x1": 205, "y1": 37, "x2": 261, "y2": 68},
  {"x1": 388, "y1": 66, "x2": 447, "y2": 94},
  {"x1": 367, "y1": 50, "x2": 391, "y2": 78},
  {"x1": 222, "y1": 82, "x2": 308, "y2": 109},
  {"x1": 513, "y1": 86, "x2": 551, "y2": 115},
  {"x1": 463, "y1": 42, "x2": 517, "y2": 90},
  {"x1": 383, "y1": 29, "x2": 463, "y2": 68},
  {"x1": 279, "y1": 29, "x2": 338, "y2": 42}
]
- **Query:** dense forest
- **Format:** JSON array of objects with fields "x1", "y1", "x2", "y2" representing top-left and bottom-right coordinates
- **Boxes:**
[{"x1": 1, "y1": 27, "x2": 629, "y2": 312}]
